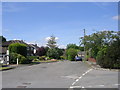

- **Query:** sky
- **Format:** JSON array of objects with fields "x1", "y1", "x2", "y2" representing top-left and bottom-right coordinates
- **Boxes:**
[{"x1": 2, "y1": 2, "x2": 118, "y2": 48}]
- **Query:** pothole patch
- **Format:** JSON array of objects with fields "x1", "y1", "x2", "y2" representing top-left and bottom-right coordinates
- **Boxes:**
[{"x1": 22, "y1": 83, "x2": 31, "y2": 85}]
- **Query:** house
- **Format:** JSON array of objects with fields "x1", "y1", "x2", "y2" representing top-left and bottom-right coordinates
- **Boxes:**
[
  {"x1": 78, "y1": 51, "x2": 85, "y2": 58},
  {"x1": 1, "y1": 40, "x2": 35, "y2": 56},
  {"x1": 28, "y1": 44, "x2": 40, "y2": 56}
]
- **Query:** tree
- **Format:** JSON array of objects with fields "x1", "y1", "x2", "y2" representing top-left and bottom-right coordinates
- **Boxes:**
[
  {"x1": 36, "y1": 46, "x2": 46, "y2": 56},
  {"x1": 0, "y1": 36, "x2": 6, "y2": 43},
  {"x1": 97, "y1": 38, "x2": 120, "y2": 69},
  {"x1": 66, "y1": 44, "x2": 79, "y2": 49},
  {"x1": 8, "y1": 43, "x2": 27, "y2": 57},
  {"x1": 47, "y1": 48, "x2": 59, "y2": 59},
  {"x1": 80, "y1": 31, "x2": 118, "y2": 58},
  {"x1": 66, "y1": 48, "x2": 78, "y2": 61},
  {"x1": 46, "y1": 35, "x2": 57, "y2": 48}
]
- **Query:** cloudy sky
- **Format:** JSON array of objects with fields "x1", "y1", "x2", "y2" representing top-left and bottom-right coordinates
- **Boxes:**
[{"x1": 2, "y1": 2, "x2": 118, "y2": 48}]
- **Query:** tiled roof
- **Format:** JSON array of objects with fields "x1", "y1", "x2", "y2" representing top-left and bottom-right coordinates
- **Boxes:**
[{"x1": 2, "y1": 40, "x2": 28, "y2": 47}]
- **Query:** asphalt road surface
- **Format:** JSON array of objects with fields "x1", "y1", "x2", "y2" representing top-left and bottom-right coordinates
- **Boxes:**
[{"x1": 2, "y1": 61, "x2": 119, "y2": 89}]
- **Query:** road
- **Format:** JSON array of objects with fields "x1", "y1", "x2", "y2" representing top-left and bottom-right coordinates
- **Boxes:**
[{"x1": 2, "y1": 61, "x2": 119, "y2": 89}]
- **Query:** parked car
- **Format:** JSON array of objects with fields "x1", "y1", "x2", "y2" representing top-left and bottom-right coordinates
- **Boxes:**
[{"x1": 75, "y1": 56, "x2": 82, "y2": 61}]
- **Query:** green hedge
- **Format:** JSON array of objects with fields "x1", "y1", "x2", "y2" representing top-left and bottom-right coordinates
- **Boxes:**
[
  {"x1": 9, "y1": 43, "x2": 27, "y2": 57},
  {"x1": 10, "y1": 53, "x2": 31, "y2": 64}
]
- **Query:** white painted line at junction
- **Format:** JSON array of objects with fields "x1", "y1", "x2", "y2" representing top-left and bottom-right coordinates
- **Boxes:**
[{"x1": 70, "y1": 68, "x2": 93, "y2": 87}]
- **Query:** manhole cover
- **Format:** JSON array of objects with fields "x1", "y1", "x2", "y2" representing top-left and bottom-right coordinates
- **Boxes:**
[
  {"x1": 22, "y1": 83, "x2": 31, "y2": 85},
  {"x1": 17, "y1": 86, "x2": 27, "y2": 88}
]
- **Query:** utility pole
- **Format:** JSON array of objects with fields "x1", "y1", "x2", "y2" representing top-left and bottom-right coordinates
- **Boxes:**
[{"x1": 84, "y1": 29, "x2": 86, "y2": 60}]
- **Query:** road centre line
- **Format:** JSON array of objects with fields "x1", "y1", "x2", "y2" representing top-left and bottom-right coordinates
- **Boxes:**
[{"x1": 70, "y1": 68, "x2": 93, "y2": 87}]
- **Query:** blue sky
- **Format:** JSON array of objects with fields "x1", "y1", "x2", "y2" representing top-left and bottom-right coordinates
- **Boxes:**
[{"x1": 2, "y1": 2, "x2": 118, "y2": 48}]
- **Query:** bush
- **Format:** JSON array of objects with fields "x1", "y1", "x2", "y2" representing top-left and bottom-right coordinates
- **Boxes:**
[
  {"x1": 27, "y1": 56, "x2": 39, "y2": 61},
  {"x1": 39, "y1": 56, "x2": 46, "y2": 60},
  {"x1": 66, "y1": 48, "x2": 78, "y2": 61},
  {"x1": 47, "y1": 48, "x2": 59, "y2": 59},
  {"x1": 10, "y1": 53, "x2": 31, "y2": 64},
  {"x1": 9, "y1": 43, "x2": 27, "y2": 57},
  {"x1": 97, "y1": 39, "x2": 120, "y2": 69},
  {"x1": 60, "y1": 56, "x2": 66, "y2": 60},
  {"x1": 9, "y1": 53, "x2": 18, "y2": 64}
]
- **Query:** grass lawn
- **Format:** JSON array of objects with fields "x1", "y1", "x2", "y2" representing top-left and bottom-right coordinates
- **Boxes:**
[
  {"x1": 0, "y1": 67, "x2": 12, "y2": 71},
  {"x1": 33, "y1": 59, "x2": 59, "y2": 63}
]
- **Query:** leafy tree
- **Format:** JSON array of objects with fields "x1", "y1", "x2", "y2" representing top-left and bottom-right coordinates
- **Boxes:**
[
  {"x1": 47, "y1": 48, "x2": 59, "y2": 59},
  {"x1": 80, "y1": 31, "x2": 118, "y2": 58},
  {"x1": 79, "y1": 46, "x2": 84, "y2": 51},
  {"x1": 46, "y1": 35, "x2": 57, "y2": 48},
  {"x1": 97, "y1": 38, "x2": 120, "y2": 69},
  {"x1": 0, "y1": 36, "x2": 6, "y2": 43},
  {"x1": 66, "y1": 48, "x2": 78, "y2": 61},
  {"x1": 36, "y1": 46, "x2": 46, "y2": 56},
  {"x1": 66, "y1": 44, "x2": 79, "y2": 49},
  {"x1": 8, "y1": 43, "x2": 27, "y2": 57}
]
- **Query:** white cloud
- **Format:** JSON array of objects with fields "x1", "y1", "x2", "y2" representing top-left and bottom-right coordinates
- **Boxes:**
[
  {"x1": 112, "y1": 15, "x2": 120, "y2": 20},
  {"x1": 58, "y1": 45, "x2": 66, "y2": 49}
]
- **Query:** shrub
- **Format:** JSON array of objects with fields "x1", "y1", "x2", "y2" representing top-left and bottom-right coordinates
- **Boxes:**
[
  {"x1": 8, "y1": 43, "x2": 27, "y2": 57},
  {"x1": 60, "y1": 56, "x2": 65, "y2": 60},
  {"x1": 66, "y1": 48, "x2": 78, "y2": 61},
  {"x1": 39, "y1": 56, "x2": 46, "y2": 60},
  {"x1": 47, "y1": 48, "x2": 59, "y2": 59},
  {"x1": 97, "y1": 39, "x2": 120, "y2": 69},
  {"x1": 27, "y1": 56, "x2": 39, "y2": 61},
  {"x1": 9, "y1": 53, "x2": 18, "y2": 64},
  {"x1": 10, "y1": 53, "x2": 31, "y2": 64}
]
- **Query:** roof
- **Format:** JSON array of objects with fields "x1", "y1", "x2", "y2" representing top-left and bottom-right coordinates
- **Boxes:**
[
  {"x1": 0, "y1": 47, "x2": 7, "y2": 54},
  {"x1": 29, "y1": 44, "x2": 40, "y2": 49},
  {"x1": 2, "y1": 40, "x2": 29, "y2": 47}
]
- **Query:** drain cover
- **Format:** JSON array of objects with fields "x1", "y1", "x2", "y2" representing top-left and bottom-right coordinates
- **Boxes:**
[{"x1": 17, "y1": 86, "x2": 27, "y2": 88}]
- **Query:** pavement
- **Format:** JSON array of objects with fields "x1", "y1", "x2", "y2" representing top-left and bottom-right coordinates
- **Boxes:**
[{"x1": 2, "y1": 60, "x2": 119, "y2": 89}]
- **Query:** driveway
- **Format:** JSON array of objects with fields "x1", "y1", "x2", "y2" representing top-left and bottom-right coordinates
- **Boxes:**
[{"x1": 2, "y1": 60, "x2": 119, "y2": 89}]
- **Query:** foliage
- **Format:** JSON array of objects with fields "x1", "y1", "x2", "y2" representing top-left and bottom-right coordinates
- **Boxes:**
[
  {"x1": 66, "y1": 48, "x2": 78, "y2": 61},
  {"x1": 96, "y1": 38, "x2": 120, "y2": 69},
  {"x1": 9, "y1": 53, "x2": 18, "y2": 64},
  {"x1": 60, "y1": 56, "x2": 66, "y2": 60},
  {"x1": 80, "y1": 31, "x2": 119, "y2": 59},
  {"x1": 17, "y1": 54, "x2": 30, "y2": 64},
  {"x1": 36, "y1": 46, "x2": 46, "y2": 56},
  {"x1": 47, "y1": 48, "x2": 59, "y2": 59},
  {"x1": 27, "y1": 56, "x2": 39, "y2": 61},
  {"x1": 39, "y1": 56, "x2": 46, "y2": 60},
  {"x1": 46, "y1": 35, "x2": 57, "y2": 48},
  {"x1": 79, "y1": 46, "x2": 84, "y2": 51},
  {"x1": 0, "y1": 36, "x2": 6, "y2": 43},
  {"x1": 10, "y1": 53, "x2": 31, "y2": 64},
  {"x1": 66, "y1": 44, "x2": 79, "y2": 49},
  {"x1": 8, "y1": 43, "x2": 27, "y2": 57}
]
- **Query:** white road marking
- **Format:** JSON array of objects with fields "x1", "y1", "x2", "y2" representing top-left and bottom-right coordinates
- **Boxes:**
[
  {"x1": 114, "y1": 84, "x2": 120, "y2": 86},
  {"x1": 70, "y1": 86, "x2": 82, "y2": 88},
  {"x1": 98, "y1": 85, "x2": 104, "y2": 87},
  {"x1": 70, "y1": 68, "x2": 93, "y2": 88}
]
